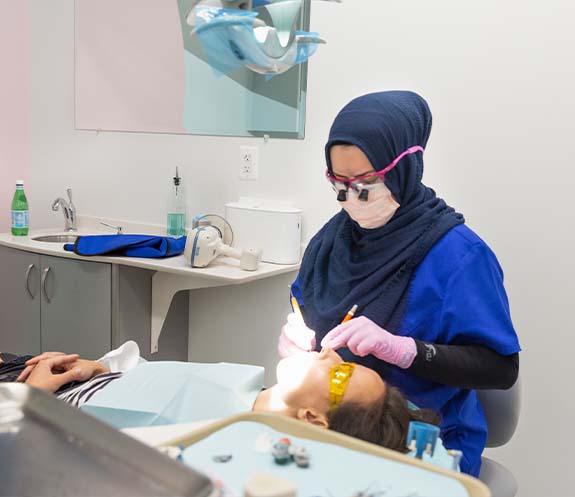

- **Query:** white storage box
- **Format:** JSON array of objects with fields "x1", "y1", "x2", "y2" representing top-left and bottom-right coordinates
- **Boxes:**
[{"x1": 225, "y1": 198, "x2": 302, "y2": 265}]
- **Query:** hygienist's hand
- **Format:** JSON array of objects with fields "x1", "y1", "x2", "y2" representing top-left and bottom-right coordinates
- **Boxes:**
[
  {"x1": 16, "y1": 351, "x2": 67, "y2": 382},
  {"x1": 24, "y1": 354, "x2": 83, "y2": 392},
  {"x1": 278, "y1": 312, "x2": 317, "y2": 358},
  {"x1": 320, "y1": 316, "x2": 417, "y2": 369}
]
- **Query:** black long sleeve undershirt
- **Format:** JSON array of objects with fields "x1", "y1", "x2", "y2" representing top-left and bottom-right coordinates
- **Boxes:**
[{"x1": 408, "y1": 340, "x2": 519, "y2": 390}]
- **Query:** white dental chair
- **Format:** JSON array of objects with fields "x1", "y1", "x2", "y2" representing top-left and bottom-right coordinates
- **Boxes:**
[{"x1": 476, "y1": 376, "x2": 522, "y2": 497}]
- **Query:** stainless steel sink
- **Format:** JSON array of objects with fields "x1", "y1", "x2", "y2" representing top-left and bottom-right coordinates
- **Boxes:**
[{"x1": 32, "y1": 234, "x2": 78, "y2": 243}]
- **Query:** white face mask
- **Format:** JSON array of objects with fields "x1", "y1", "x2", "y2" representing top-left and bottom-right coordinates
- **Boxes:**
[{"x1": 339, "y1": 182, "x2": 400, "y2": 229}]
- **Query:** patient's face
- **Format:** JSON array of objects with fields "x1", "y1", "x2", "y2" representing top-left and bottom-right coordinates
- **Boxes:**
[{"x1": 275, "y1": 348, "x2": 386, "y2": 414}]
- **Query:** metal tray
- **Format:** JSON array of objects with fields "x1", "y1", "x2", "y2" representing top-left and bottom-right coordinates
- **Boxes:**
[{"x1": 0, "y1": 383, "x2": 215, "y2": 497}]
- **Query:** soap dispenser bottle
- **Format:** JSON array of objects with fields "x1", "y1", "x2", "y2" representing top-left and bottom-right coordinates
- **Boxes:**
[{"x1": 167, "y1": 167, "x2": 186, "y2": 237}]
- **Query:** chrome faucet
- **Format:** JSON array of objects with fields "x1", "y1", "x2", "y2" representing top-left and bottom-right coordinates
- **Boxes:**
[{"x1": 52, "y1": 188, "x2": 77, "y2": 232}]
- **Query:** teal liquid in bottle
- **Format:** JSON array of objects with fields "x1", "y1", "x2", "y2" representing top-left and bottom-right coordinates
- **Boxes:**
[
  {"x1": 166, "y1": 168, "x2": 186, "y2": 237},
  {"x1": 167, "y1": 213, "x2": 186, "y2": 236},
  {"x1": 11, "y1": 180, "x2": 29, "y2": 236}
]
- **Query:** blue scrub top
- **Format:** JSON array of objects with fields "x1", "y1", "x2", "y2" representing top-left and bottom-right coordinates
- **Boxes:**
[{"x1": 292, "y1": 224, "x2": 521, "y2": 476}]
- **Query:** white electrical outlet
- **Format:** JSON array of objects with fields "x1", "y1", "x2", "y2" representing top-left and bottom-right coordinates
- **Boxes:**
[{"x1": 239, "y1": 146, "x2": 259, "y2": 180}]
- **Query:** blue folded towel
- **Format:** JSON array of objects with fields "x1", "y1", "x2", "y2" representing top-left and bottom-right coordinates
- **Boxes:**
[{"x1": 64, "y1": 234, "x2": 186, "y2": 258}]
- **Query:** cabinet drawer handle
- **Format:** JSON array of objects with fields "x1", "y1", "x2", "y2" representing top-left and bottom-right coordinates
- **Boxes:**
[
  {"x1": 42, "y1": 267, "x2": 52, "y2": 303},
  {"x1": 25, "y1": 264, "x2": 36, "y2": 299}
]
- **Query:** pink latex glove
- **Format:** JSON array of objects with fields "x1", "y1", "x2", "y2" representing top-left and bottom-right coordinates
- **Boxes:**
[
  {"x1": 278, "y1": 312, "x2": 317, "y2": 358},
  {"x1": 320, "y1": 316, "x2": 417, "y2": 369}
]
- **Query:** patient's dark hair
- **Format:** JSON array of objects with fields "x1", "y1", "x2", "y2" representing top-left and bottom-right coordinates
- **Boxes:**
[{"x1": 327, "y1": 385, "x2": 440, "y2": 453}]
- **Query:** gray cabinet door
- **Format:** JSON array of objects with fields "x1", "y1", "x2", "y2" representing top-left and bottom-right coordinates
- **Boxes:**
[
  {"x1": 40, "y1": 255, "x2": 111, "y2": 359},
  {"x1": 0, "y1": 245, "x2": 41, "y2": 355}
]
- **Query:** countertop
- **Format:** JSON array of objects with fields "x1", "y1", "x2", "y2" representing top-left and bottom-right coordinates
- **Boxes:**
[{"x1": 0, "y1": 224, "x2": 300, "y2": 284}]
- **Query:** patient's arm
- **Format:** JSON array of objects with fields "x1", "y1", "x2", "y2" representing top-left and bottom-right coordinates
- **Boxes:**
[
  {"x1": 17, "y1": 351, "x2": 70, "y2": 382},
  {"x1": 17, "y1": 351, "x2": 109, "y2": 382},
  {"x1": 25, "y1": 355, "x2": 109, "y2": 393}
]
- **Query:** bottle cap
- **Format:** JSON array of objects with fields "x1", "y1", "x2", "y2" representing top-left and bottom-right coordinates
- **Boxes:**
[{"x1": 16, "y1": 180, "x2": 24, "y2": 185}]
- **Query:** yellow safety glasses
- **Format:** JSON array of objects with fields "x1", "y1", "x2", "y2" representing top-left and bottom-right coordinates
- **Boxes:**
[{"x1": 328, "y1": 362, "x2": 356, "y2": 411}]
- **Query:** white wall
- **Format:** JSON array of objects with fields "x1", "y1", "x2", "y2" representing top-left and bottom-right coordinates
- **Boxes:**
[
  {"x1": 26, "y1": 0, "x2": 575, "y2": 495},
  {"x1": 0, "y1": 0, "x2": 28, "y2": 232}
]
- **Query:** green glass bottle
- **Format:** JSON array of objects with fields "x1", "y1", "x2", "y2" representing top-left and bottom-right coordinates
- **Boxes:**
[{"x1": 11, "y1": 180, "x2": 29, "y2": 236}]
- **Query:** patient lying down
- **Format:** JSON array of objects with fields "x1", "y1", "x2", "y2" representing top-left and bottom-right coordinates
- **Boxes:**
[{"x1": 0, "y1": 345, "x2": 438, "y2": 454}]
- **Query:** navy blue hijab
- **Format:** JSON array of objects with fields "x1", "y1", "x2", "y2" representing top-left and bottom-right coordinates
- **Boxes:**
[{"x1": 299, "y1": 91, "x2": 464, "y2": 337}]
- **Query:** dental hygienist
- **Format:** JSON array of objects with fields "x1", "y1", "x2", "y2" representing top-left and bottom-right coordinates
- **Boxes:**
[{"x1": 279, "y1": 91, "x2": 521, "y2": 476}]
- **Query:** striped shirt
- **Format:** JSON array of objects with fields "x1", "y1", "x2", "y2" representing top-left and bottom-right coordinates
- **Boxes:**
[{"x1": 57, "y1": 372, "x2": 123, "y2": 408}]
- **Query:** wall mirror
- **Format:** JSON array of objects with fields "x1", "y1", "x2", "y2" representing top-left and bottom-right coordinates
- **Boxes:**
[{"x1": 75, "y1": 0, "x2": 312, "y2": 138}]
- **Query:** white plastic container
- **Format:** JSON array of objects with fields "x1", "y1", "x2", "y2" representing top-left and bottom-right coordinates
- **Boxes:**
[{"x1": 225, "y1": 198, "x2": 302, "y2": 265}]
